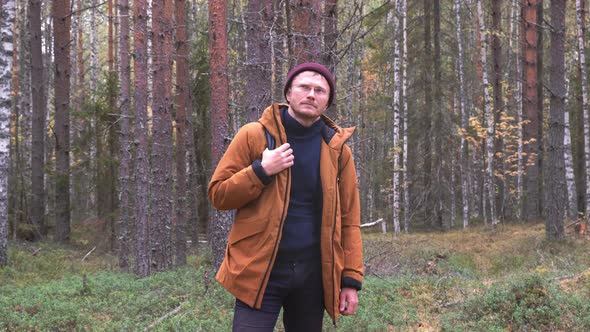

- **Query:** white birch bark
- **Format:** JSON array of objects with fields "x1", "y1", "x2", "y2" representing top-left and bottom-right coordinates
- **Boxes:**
[
  {"x1": 90, "y1": 0, "x2": 98, "y2": 93},
  {"x1": 478, "y1": 0, "x2": 496, "y2": 226},
  {"x1": 455, "y1": 0, "x2": 469, "y2": 228},
  {"x1": 510, "y1": 0, "x2": 524, "y2": 219},
  {"x1": 0, "y1": 0, "x2": 16, "y2": 266},
  {"x1": 402, "y1": 0, "x2": 410, "y2": 233},
  {"x1": 451, "y1": 94, "x2": 457, "y2": 228},
  {"x1": 564, "y1": 55, "x2": 578, "y2": 219},
  {"x1": 392, "y1": 0, "x2": 401, "y2": 236},
  {"x1": 576, "y1": 0, "x2": 590, "y2": 223}
]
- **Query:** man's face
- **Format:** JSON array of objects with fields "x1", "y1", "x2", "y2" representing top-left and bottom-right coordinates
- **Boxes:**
[{"x1": 286, "y1": 71, "x2": 330, "y2": 126}]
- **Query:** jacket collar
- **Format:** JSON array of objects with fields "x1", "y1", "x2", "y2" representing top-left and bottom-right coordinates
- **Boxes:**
[{"x1": 258, "y1": 103, "x2": 355, "y2": 150}]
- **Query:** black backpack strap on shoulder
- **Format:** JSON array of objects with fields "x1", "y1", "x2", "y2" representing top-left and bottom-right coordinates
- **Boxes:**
[{"x1": 263, "y1": 126, "x2": 275, "y2": 150}]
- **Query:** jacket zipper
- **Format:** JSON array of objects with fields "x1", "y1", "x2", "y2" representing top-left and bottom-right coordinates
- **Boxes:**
[
  {"x1": 332, "y1": 145, "x2": 344, "y2": 325},
  {"x1": 254, "y1": 107, "x2": 290, "y2": 307}
]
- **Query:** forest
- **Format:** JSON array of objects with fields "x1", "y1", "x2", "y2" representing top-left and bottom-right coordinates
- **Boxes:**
[{"x1": 1, "y1": 0, "x2": 590, "y2": 330}]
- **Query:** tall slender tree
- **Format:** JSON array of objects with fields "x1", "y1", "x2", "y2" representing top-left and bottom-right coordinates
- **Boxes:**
[
  {"x1": 29, "y1": 0, "x2": 45, "y2": 239},
  {"x1": 423, "y1": 0, "x2": 433, "y2": 225},
  {"x1": 545, "y1": 0, "x2": 565, "y2": 239},
  {"x1": 134, "y1": 0, "x2": 150, "y2": 277},
  {"x1": 478, "y1": 0, "x2": 497, "y2": 226},
  {"x1": 117, "y1": 0, "x2": 131, "y2": 270},
  {"x1": 564, "y1": 55, "x2": 578, "y2": 219},
  {"x1": 245, "y1": 0, "x2": 273, "y2": 122},
  {"x1": 287, "y1": 0, "x2": 321, "y2": 65},
  {"x1": 492, "y1": 0, "x2": 505, "y2": 218},
  {"x1": 522, "y1": 0, "x2": 540, "y2": 220},
  {"x1": 455, "y1": 0, "x2": 469, "y2": 228},
  {"x1": 209, "y1": 0, "x2": 231, "y2": 270},
  {"x1": 53, "y1": 0, "x2": 71, "y2": 242},
  {"x1": 175, "y1": 0, "x2": 189, "y2": 266},
  {"x1": 576, "y1": 0, "x2": 590, "y2": 225},
  {"x1": 0, "y1": 0, "x2": 16, "y2": 266},
  {"x1": 151, "y1": 0, "x2": 175, "y2": 271},
  {"x1": 392, "y1": 0, "x2": 401, "y2": 235}
]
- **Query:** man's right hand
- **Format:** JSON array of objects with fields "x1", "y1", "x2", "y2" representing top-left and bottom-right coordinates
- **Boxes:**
[{"x1": 260, "y1": 143, "x2": 294, "y2": 176}]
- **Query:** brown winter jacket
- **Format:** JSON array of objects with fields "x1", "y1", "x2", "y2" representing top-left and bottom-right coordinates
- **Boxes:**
[{"x1": 208, "y1": 103, "x2": 364, "y2": 322}]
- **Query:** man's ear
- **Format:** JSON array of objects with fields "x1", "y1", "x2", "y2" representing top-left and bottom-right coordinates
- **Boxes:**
[{"x1": 285, "y1": 88, "x2": 291, "y2": 104}]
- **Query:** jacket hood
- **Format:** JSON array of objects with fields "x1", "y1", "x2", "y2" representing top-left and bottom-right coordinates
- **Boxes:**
[{"x1": 258, "y1": 103, "x2": 355, "y2": 150}]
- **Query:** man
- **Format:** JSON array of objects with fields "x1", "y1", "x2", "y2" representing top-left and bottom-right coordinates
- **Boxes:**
[{"x1": 208, "y1": 63, "x2": 363, "y2": 331}]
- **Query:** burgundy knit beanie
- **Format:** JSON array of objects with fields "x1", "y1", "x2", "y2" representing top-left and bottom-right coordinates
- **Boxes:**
[{"x1": 283, "y1": 62, "x2": 336, "y2": 107}]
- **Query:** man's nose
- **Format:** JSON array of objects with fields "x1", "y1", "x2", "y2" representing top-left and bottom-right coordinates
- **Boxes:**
[{"x1": 306, "y1": 89, "x2": 316, "y2": 99}]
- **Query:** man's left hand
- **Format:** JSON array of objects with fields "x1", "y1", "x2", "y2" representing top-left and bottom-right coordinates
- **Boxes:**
[{"x1": 339, "y1": 287, "x2": 359, "y2": 315}]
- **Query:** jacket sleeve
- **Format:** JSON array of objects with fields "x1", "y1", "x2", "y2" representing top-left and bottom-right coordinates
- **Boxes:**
[
  {"x1": 208, "y1": 123, "x2": 269, "y2": 210},
  {"x1": 338, "y1": 144, "x2": 364, "y2": 289}
]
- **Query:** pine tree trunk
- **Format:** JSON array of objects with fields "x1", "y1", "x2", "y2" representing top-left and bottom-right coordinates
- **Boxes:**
[
  {"x1": 576, "y1": 0, "x2": 590, "y2": 224},
  {"x1": 546, "y1": 0, "x2": 565, "y2": 239},
  {"x1": 133, "y1": 0, "x2": 150, "y2": 277},
  {"x1": 151, "y1": 0, "x2": 174, "y2": 272},
  {"x1": 433, "y1": 0, "x2": 445, "y2": 229},
  {"x1": 208, "y1": 0, "x2": 232, "y2": 270},
  {"x1": 53, "y1": 0, "x2": 71, "y2": 242},
  {"x1": 175, "y1": 0, "x2": 189, "y2": 267},
  {"x1": 323, "y1": 0, "x2": 337, "y2": 74},
  {"x1": 455, "y1": 0, "x2": 469, "y2": 228},
  {"x1": 117, "y1": 0, "x2": 131, "y2": 271},
  {"x1": 478, "y1": 0, "x2": 497, "y2": 226},
  {"x1": 29, "y1": 0, "x2": 45, "y2": 239},
  {"x1": 0, "y1": 0, "x2": 16, "y2": 266},
  {"x1": 245, "y1": 0, "x2": 272, "y2": 122},
  {"x1": 287, "y1": 0, "x2": 321, "y2": 65},
  {"x1": 522, "y1": 0, "x2": 540, "y2": 220}
]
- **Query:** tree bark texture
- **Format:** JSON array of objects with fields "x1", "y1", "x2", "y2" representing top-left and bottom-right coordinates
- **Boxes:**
[
  {"x1": 323, "y1": 0, "x2": 337, "y2": 74},
  {"x1": 433, "y1": 0, "x2": 445, "y2": 229},
  {"x1": 208, "y1": 0, "x2": 232, "y2": 270},
  {"x1": 392, "y1": 0, "x2": 401, "y2": 235},
  {"x1": 175, "y1": 0, "x2": 188, "y2": 266},
  {"x1": 522, "y1": 0, "x2": 540, "y2": 220},
  {"x1": 245, "y1": 0, "x2": 273, "y2": 122},
  {"x1": 29, "y1": 0, "x2": 45, "y2": 239},
  {"x1": 422, "y1": 0, "x2": 433, "y2": 225},
  {"x1": 287, "y1": 0, "x2": 321, "y2": 66},
  {"x1": 492, "y1": 0, "x2": 505, "y2": 219},
  {"x1": 151, "y1": 0, "x2": 175, "y2": 272},
  {"x1": 546, "y1": 0, "x2": 565, "y2": 239},
  {"x1": 564, "y1": 56, "x2": 578, "y2": 219},
  {"x1": 455, "y1": 0, "x2": 469, "y2": 229},
  {"x1": 0, "y1": 0, "x2": 15, "y2": 266},
  {"x1": 478, "y1": 0, "x2": 497, "y2": 226},
  {"x1": 118, "y1": 0, "x2": 131, "y2": 271},
  {"x1": 134, "y1": 0, "x2": 150, "y2": 277},
  {"x1": 53, "y1": 0, "x2": 71, "y2": 242},
  {"x1": 401, "y1": 0, "x2": 409, "y2": 233},
  {"x1": 576, "y1": 0, "x2": 590, "y2": 224}
]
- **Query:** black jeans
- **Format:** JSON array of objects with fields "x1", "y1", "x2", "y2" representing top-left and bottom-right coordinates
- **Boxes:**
[{"x1": 232, "y1": 256, "x2": 324, "y2": 332}]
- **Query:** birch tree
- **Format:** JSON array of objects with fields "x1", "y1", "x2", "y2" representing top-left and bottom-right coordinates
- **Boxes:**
[
  {"x1": 392, "y1": 0, "x2": 401, "y2": 235},
  {"x1": 0, "y1": 0, "x2": 15, "y2": 266},
  {"x1": 545, "y1": 0, "x2": 565, "y2": 239},
  {"x1": 401, "y1": 0, "x2": 409, "y2": 233},
  {"x1": 477, "y1": 0, "x2": 497, "y2": 226},
  {"x1": 576, "y1": 0, "x2": 590, "y2": 224},
  {"x1": 455, "y1": 0, "x2": 469, "y2": 228},
  {"x1": 564, "y1": 55, "x2": 578, "y2": 219}
]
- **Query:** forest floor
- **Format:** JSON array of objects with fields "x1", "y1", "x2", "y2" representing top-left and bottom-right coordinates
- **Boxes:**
[{"x1": 1, "y1": 222, "x2": 590, "y2": 331}]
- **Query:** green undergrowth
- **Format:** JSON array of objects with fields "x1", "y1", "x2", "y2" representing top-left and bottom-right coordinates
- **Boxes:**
[{"x1": 1, "y1": 223, "x2": 590, "y2": 331}]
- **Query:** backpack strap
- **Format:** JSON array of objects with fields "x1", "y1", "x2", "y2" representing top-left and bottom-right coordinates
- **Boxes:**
[{"x1": 263, "y1": 126, "x2": 275, "y2": 150}]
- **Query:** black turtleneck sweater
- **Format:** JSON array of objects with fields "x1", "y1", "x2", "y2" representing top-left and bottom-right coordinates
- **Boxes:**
[{"x1": 277, "y1": 108, "x2": 325, "y2": 258}]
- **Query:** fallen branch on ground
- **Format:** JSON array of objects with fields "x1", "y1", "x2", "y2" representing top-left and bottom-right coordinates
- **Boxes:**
[
  {"x1": 360, "y1": 218, "x2": 384, "y2": 228},
  {"x1": 81, "y1": 247, "x2": 96, "y2": 262},
  {"x1": 144, "y1": 301, "x2": 188, "y2": 331}
]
